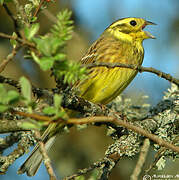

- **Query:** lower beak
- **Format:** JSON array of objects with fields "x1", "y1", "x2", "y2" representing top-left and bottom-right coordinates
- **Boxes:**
[
  {"x1": 143, "y1": 20, "x2": 156, "y2": 39},
  {"x1": 143, "y1": 31, "x2": 156, "y2": 39}
]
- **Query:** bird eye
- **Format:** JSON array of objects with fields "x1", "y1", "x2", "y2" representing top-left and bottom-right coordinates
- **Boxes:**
[{"x1": 130, "y1": 20, "x2": 137, "y2": 26}]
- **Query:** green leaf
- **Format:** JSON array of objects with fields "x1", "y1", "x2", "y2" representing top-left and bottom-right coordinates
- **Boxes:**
[
  {"x1": 20, "y1": 121, "x2": 42, "y2": 130},
  {"x1": 31, "y1": 51, "x2": 40, "y2": 64},
  {"x1": 33, "y1": 36, "x2": 63, "y2": 56},
  {"x1": 30, "y1": 16, "x2": 37, "y2": 23},
  {"x1": 31, "y1": 52, "x2": 54, "y2": 71},
  {"x1": 6, "y1": 90, "x2": 20, "y2": 104},
  {"x1": 38, "y1": 57, "x2": 54, "y2": 71},
  {"x1": 43, "y1": 107, "x2": 56, "y2": 115},
  {"x1": 0, "y1": 85, "x2": 20, "y2": 106},
  {"x1": 54, "y1": 94, "x2": 62, "y2": 109},
  {"x1": 0, "y1": 104, "x2": 8, "y2": 112},
  {"x1": 19, "y1": 77, "x2": 32, "y2": 103},
  {"x1": 53, "y1": 61, "x2": 87, "y2": 85},
  {"x1": 24, "y1": 23, "x2": 39, "y2": 40},
  {"x1": 55, "y1": 111, "x2": 66, "y2": 119},
  {"x1": 10, "y1": 32, "x2": 17, "y2": 48},
  {"x1": 53, "y1": 53, "x2": 66, "y2": 61},
  {"x1": 50, "y1": 10, "x2": 73, "y2": 44},
  {"x1": 33, "y1": 37, "x2": 51, "y2": 56}
]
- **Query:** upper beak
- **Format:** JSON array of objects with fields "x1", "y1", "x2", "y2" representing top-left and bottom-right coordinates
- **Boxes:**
[
  {"x1": 145, "y1": 21, "x2": 157, "y2": 26},
  {"x1": 142, "y1": 20, "x2": 156, "y2": 39}
]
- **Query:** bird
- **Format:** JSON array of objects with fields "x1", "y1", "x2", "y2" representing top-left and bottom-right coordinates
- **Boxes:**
[{"x1": 18, "y1": 17, "x2": 156, "y2": 176}]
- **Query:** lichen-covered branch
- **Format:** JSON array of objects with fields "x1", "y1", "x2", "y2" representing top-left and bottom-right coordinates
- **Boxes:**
[
  {"x1": 0, "y1": 119, "x2": 32, "y2": 133},
  {"x1": 0, "y1": 132, "x2": 35, "y2": 174},
  {"x1": 64, "y1": 84, "x2": 179, "y2": 179}
]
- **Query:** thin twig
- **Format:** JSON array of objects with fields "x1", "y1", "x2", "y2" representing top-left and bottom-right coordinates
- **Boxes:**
[
  {"x1": 86, "y1": 62, "x2": 179, "y2": 86},
  {"x1": 34, "y1": 130, "x2": 57, "y2": 180},
  {"x1": 0, "y1": 46, "x2": 20, "y2": 73},
  {"x1": 33, "y1": 0, "x2": 46, "y2": 17},
  {"x1": 130, "y1": 138, "x2": 150, "y2": 180},
  {"x1": 11, "y1": 110, "x2": 53, "y2": 122},
  {"x1": 64, "y1": 160, "x2": 104, "y2": 180},
  {"x1": 0, "y1": 32, "x2": 35, "y2": 48},
  {"x1": 3, "y1": 4, "x2": 21, "y2": 37}
]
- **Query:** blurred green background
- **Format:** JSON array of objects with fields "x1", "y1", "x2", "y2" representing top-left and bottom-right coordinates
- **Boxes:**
[{"x1": 0, "y1": 0, "x2": 179, "y2": 179}]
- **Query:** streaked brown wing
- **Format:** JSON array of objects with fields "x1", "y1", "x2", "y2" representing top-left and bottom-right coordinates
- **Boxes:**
[{"x1": 81, "y1": 32, "x2": 127, "y2": 65}]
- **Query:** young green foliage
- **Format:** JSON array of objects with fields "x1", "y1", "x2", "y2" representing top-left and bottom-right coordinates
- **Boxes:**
[
  {"x1": 10, "y1": 32, "x2": 18, "y2": 48},
  {"x1": 0, "y1": 77, "x2": 35, "y2": 113},
  {"x1": 43, "y1": 94, "x2": 68, "y2": 120},
  {"x1": 19, "y1": 76, "x2": 32, "y2": 104},
  {"x1": 24, "y1": 9, "x2": 86, "y2": 85},
  {"x1": 53, "y1": 61, "x2": 87, "y2": 84},
  {"x1": 50, "y1": 9, "x2": 73, "y2": 41},
  {"x1": 24, "y1": 23, "x2": 40, "y2": 41},
  {"x1": 0, "y1": 84, "x2": 20, "y2": 112}
]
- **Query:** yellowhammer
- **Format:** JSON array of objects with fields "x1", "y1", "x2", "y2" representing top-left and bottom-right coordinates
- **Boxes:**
[{"x1": 18, "y1": 17, "x2": 156, "y2": 176}]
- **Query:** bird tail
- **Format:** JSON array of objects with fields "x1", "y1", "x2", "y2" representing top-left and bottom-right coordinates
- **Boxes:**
[
  {"x1": 18, "y1": 123, "x2": 57, "y2": 176},
  {"x1": 18, "y1": 135, "x2": 56, "y2": 176}
]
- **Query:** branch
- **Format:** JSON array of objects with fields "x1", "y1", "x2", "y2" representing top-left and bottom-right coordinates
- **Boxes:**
[
  {"x1": 0, "y1": 132, "x2": 34, "y2": 174},
  {"x1": 68, "y1": 116, "x2": 179, "y2": 153},
  {"x1": 4, "y1": 110, "x2": 179, "y2": 154},
  {"x1": 3, "y1": 4, "x2": 21, "y2": 37},
  {"x1": 34, "y1": 131, "x2": 57, "y2": 180},
  {"x1": 130, "y1": 138, "x2": 150, "y2": 180},
  {"x1": 0, "y1": 75, "x2": 178, "y2": 153},
  {"x1": 64, "y1": 158, "x2": 117, "y2": 180},
  {"x1": 0, "y1": 32, "x2": 35, "y2": 48},
  {"x1": 0, "y1": 119, "x2": 35, "y2": 133},
  {"x1": 0, "y1": 46, "x2": 20, "y2": 73},
  {"x1": 86, "y1": 62, "x2": 179, "y2": 86},
  {"x1": 0, "y1": 133, "x2": 20, "y2": 152},
  {"x1": 33, "y1": 0, "x2": 46, "y2": 17}
]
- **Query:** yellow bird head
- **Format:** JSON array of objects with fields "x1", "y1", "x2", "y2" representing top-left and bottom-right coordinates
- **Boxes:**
[{"x1": 107, "y1": 17, "x2": 156, "y2": 42}]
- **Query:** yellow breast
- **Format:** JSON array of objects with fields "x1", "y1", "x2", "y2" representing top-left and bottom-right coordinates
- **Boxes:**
[{"x1": 77, "y1": 33, "x2": 144, "y2": 104}]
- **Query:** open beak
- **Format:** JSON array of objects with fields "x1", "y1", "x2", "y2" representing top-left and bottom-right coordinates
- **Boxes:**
[{"x1": 142, "y1": 20, "x2": 156, "y2": 39}]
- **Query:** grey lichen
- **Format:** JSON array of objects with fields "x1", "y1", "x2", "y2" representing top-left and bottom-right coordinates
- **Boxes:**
[{"x1": 105, "y1": 84, "x2": 179, "y2": 170}]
